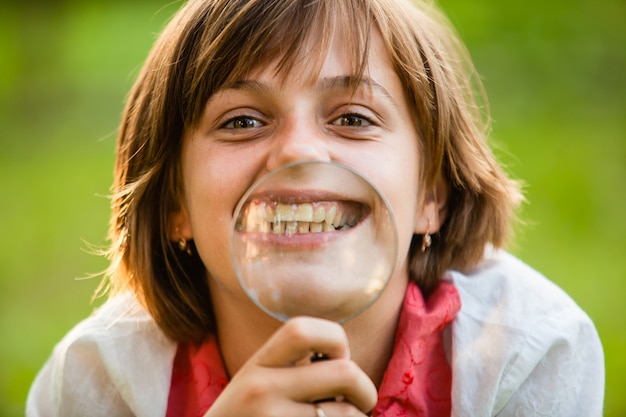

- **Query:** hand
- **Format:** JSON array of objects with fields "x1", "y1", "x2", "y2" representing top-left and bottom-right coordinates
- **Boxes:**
[{"x1": 204, "y1": 316, "x2": 378, "y2": 416}]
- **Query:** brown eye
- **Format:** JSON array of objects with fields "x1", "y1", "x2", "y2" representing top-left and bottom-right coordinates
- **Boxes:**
[
  {"x1": 223, "y1": 116, "x2": 263, "y2": 129},
  {"x1": 333, "y1": 114, "x2": 372, "y2": 127}
]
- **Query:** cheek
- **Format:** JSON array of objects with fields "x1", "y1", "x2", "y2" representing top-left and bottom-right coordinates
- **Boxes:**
[
  {"x1": 386, "y1": 159, "x2": 420, "y2": 268},
  {"x1": 345, "y1": 150, "x2": 420, "y2": 270},
  {"x1": 181, "y1": 149, "x2": 255, "y2": 289},
  {"x1": 183, "y1": 139, "x2": 259, "y2": 229},
  {"x1": 374, "y1": 144, "x2": 421, "y2": 266},
  {"x1": 185, "y1": 169, "x2": 232, "y2": 266},
  {"x1": 182, "y1": 137, "x2": 287, "y2": 301}
]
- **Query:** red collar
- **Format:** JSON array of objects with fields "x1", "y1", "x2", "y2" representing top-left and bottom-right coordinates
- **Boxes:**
[
  {"x1": 167, "y1": 281, "x2": 460, "y2": 417},
  {"x1": 374, "y1": 280, "x2": 460, "y2": 416}
]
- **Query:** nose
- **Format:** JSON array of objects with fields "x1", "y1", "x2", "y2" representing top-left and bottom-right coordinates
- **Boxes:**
[{"x1": 265, "y1": 120, "x2": 331, "y2": 171}]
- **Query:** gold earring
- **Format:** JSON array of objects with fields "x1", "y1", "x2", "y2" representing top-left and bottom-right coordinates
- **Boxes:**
[
  {"x1": 421, "y1": 221, "x2": 432, "y2": 252},
  {"x1": 178, "y1": 237, "x2": 192, "y2": 256}
]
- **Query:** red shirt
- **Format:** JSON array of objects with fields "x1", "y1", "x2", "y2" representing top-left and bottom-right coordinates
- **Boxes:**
[{"x1": 167, "y1": 281, "x2": 461, "y2": 416}]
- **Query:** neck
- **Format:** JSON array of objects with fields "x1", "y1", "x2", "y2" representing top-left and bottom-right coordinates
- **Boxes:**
[
  {"x1": 210, "y1": 271, "x2": 409, "y2": 387},
  {"x1": 342, "y1": 276, "x2": 406, "y2": 386}
]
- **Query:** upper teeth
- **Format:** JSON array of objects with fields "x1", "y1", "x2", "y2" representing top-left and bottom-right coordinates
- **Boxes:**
[{"x1": 240, "y1": 201, "x2": 358, "y2": 234}]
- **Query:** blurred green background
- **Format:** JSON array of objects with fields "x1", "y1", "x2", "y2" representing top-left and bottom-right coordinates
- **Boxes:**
[{"x1": 0, "y1": 0, "x2": 623, "y2": 415}]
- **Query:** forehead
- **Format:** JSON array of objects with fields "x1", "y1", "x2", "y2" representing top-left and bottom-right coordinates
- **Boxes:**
[
  {"x1": 242, "y1": 25, "x2": 398, "y2": 97},
  {"x1": 216, "y1": 2, "x2": 374, "y2": 87}
]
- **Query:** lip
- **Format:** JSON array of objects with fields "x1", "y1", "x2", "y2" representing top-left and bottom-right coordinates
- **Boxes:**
[
  {"x1": 236, "y1": 228, "x2": 348, "y2": 250},
  {"x1": 241, "y1": 188, "x2": 369, "y2": 205}
]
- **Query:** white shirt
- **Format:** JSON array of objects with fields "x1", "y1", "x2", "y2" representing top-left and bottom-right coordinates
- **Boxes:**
[{"x1": 27, "y1": 250, "x2": 605, "y2": 416}]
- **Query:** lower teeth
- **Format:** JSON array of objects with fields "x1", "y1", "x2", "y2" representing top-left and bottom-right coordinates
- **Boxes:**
[{"x1": 269, "y1": 221, "x2": 340, "y2": 234}]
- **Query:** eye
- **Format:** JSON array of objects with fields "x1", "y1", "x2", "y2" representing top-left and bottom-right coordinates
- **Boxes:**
[
  {"x1": 221, "y1": 116, "x2": 264, "y2": 129},
  {"x1": 332, "y1": 113, "x2": 373, "y2": 127}
]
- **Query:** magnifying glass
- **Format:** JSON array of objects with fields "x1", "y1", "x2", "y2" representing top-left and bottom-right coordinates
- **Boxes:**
[{"x1": 230, "y1": 160, "x2": 398, "y2": 324}]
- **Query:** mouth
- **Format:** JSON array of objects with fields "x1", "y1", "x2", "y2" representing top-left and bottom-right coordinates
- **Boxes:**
[{"x1": 235, "y1": 198, "x2": 369, "y2": 235}]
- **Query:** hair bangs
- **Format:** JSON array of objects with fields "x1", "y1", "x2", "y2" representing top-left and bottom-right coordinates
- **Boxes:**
[{"x1": 183, "y1": 0, "x2": 372, "y2": 127}]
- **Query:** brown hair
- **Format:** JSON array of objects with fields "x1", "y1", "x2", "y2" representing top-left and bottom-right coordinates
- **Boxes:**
[{"x1": 103, "y1": 0, "x2": 522, "y2": 343}]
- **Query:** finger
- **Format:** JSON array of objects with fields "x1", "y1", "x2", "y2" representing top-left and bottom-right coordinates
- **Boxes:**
[
  {"x1": 302, "y1": 359, "x2": 378, "y2": 412},
  {"x1": 254, "y1": 401, "x2": 367, "y2": 417},
  {"x1": 204, "y1": 392, "x2": 346, "y2": 417},
  {"x1": 253, "y1": 317, "x2": 351, "y2": 367},
  {"x1": 314, "y1": 401, "x2": 370, "y2": 417},
  {"x1": 263, "y1": 359, "x2": 378, "y2": 413}
]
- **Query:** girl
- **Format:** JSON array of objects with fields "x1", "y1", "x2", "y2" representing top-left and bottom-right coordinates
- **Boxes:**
[{"x1": 27, "y1": 0, "x2": 604, "y2": 416}]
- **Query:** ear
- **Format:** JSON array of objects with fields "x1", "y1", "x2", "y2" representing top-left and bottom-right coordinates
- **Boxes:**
[
  {"x1": 169, "y1": 202, "x2": 193, "y2": 242},
  {"x1": 414, "y1": 176, "x2": 448, "y2": 234}
]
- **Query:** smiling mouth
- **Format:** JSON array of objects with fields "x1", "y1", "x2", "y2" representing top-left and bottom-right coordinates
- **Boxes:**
[{"x1": 236, "y1": 199, "x2": 368, "y2": 235}]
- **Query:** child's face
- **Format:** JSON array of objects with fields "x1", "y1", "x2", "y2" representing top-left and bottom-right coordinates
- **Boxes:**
[{"x1": 175, "y1": 27, "x2": 431, "y2": 301}]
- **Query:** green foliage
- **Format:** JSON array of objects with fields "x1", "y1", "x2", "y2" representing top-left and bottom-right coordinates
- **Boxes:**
[{"x1": 1, "y1": 0, "x2": 623, "y2": 415}]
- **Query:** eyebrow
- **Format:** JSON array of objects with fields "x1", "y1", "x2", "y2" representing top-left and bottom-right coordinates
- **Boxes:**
[{"x1": 228, "y1": 75, "x2": 398, "y2": 108}]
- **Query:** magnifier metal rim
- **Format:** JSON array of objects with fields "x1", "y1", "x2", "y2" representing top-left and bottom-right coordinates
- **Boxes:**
[{"x1": 229, "y1": 159, "x2": 399, "y2": 323}]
